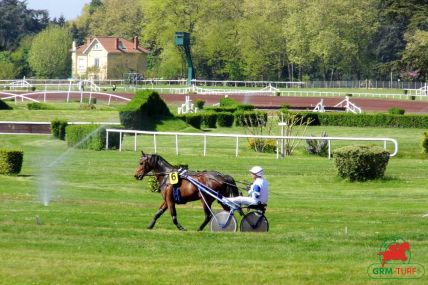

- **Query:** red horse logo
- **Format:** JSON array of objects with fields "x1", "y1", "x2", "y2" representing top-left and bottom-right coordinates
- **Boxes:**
[{"x1": 377, "y1": 242, "x2": 410, "y2": 267}]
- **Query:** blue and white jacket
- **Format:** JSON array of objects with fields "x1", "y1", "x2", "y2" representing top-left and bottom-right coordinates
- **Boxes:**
[{"x1": 248, "y1": 177, "x2": 269, "y2": 204}]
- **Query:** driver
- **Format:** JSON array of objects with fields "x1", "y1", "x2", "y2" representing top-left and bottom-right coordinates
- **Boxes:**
[{"x1": 228, "y1": 166, "x2": 269, "y2": 206}]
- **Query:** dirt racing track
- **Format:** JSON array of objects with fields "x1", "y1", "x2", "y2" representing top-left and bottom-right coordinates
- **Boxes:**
[
  {"x1": 161, "y1": 94, "x2": 428, "y2": 114},
  {"x1": 2, "y1": 91, "x2": 428, "y2": 113}
]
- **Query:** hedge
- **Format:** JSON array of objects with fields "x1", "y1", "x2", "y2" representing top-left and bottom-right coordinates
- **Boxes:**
[
  {"x1": 51, "y1": 119, "x2": 68, "y2": 140},
  {"x1": 200, "y1": 112, "x2": 217, "y2": 128},
  {"x1": 119, "y1": 90, "x2": 172, "y2": 130},
  {"x1": 333, "y1": 145, "x2": 390, "y2": 182},
  {"x1": 204, "y1": 106, "x2": 238, "y2": 113},
  {"x1": 0, "y1": 149, "x2": 23, "y2": 175},
  {"x1": 0, "y1": 99, "x2": 12, "y2": 110},
  {"x1": 422, "y1": 132, "x2": 428, "y2": 154},
  {"x1": 177, "y1": 114, "x2": 202, "y2": 129},
  {"x1": 217, "y1": 112, "x2": 234, "y2": 127},
  {"x1": 286, "y1": 111, "x2": 428, "y2": 128},
  {"x1": 66, "y1": 124, "x2": 123, "y2": 151}
]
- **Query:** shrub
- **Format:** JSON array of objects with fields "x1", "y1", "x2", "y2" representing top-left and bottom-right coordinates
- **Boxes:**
[
  {"x1": 51, "y1": 119, "x2": 68, "y2": 140},
  {"x1": 306, "y1": 131, "x2": 328, "y2": 156},
  {"x1": 333, "y1": 145, "x2": 390, "y2": 182},
  {"x1": 195, "y1": 99, "x2": 205, "y2": 110},
  {"x1": 200, "y1": 112, "x2": 217, "y2": 128},
  {"x1": 0, "y1": 99, "x2": 12, "y2": 110},
  {"x1": 27, "y1": 102, "x2": 50, "y2": 110},
  {"x1": 216, "y1": 112, "x2": 234, "y2": 127},
  {"x1": 66, "y1": 124, "x2": 123, "y2": 151},
  {"x1": 119, "y1": 90, "x2": 172, "y2": 130},
  {"x1": 177, "y1": 114, "x2": 202, "y2": 129},
  {"x1": 219, "y1": 97, "x2": 239, "y2": 107},
  {"x1": 235, "y1": 111, "x2": 267, "y2": 127},
  {"x1": 0, "y1": 149, "x2": 23, "y2": 175},
  {"x1": 421, "y1": 132, "x2": 428, "y2": 154},
  {"x1": 248, "y1": 138, "x2": 277, "y2": 153},
  {"x1": 388, "y1": 107, "x2": 405, "y2": 115}
]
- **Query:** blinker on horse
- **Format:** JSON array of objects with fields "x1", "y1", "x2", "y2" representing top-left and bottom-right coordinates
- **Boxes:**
[{"x1": 134, "y1": 152, "x2": 239, "y2": 231}]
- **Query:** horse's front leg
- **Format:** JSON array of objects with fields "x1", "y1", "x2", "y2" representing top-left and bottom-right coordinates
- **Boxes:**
[
  {"x1": 147, "y1": 202, "x2": 167, "y2": 229},
  {"x1": 198, "y1": 198, "x2": 213, "y2": 231},
  {"x1": 165, "y1": 187, "x2": 186, "y2": 231}
]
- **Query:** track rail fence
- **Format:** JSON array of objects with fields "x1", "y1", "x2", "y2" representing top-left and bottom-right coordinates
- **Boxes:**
[{"x1": 106, "y1": 129, "x2": 398, "y2": 159}]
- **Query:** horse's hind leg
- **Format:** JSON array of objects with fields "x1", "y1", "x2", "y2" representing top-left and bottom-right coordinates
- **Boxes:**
[
  {"x1": 147, "y1": 202, "x2": 167, "y2": 229},
  {"x1": 198, "y1": 203, "x2": 213, "y2": 231}
]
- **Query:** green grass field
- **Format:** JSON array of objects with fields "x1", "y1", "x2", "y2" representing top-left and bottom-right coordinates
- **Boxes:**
[{"x1": 1, "y1": 106, "x2": 428, "y2": 284}]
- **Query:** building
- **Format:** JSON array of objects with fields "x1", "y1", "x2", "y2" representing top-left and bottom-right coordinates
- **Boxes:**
[{"x1": 71, "y1": 36, "x2": 149, "y2": 80}]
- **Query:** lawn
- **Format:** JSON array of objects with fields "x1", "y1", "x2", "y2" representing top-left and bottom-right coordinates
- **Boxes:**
[{"x1": 1, "y1": 120, "x2": 427, "y2": 284}]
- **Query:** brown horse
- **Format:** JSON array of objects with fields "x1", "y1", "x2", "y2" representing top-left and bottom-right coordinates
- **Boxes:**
[{"x1": 134, "y1": 152, "x2": 239, "y2": 231}]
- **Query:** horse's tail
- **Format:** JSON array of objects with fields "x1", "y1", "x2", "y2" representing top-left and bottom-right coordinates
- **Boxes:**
[{"x1": 224, "y1": 175, "x2": 239, "y2": 197}]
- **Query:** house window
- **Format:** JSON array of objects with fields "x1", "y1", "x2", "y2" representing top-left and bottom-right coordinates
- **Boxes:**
[
  {"x1": 78, "y1": 57, "x2": 86, "y2": 72},
  {"x1": 119, "y1": 41, "x2": 126, "y2": 49},
  {"x1": 94, "y1": 58, "x2": 100, "y2": 67},
  {"x1": 93, "y1": 43, "x2": 101, "y2": 50}
]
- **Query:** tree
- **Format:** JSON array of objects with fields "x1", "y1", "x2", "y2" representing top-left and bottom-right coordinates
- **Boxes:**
[
  {"x1": 89, "y1": 0, "x2": 143, "y2": 38},
  {"x1": 0, "y1": 0, "x2": 49, "y2": 51},
  {"x1": 0, "y1": 51, "x2": 18, "y2": 79},
  {"x1": 28, "y1": 26, "x2": 72, "y2": 78},
  {"x1": 402, "y1": 30, "x2": 428, "y2": 80}
]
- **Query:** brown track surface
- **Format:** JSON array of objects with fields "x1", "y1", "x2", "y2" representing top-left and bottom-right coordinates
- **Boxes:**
[
  {"x1": 2, "y1": 92, "x2": 428, "y2": 113},
  {"x1": 160, "y1": 94, "x2": 428, "y2": 114}
]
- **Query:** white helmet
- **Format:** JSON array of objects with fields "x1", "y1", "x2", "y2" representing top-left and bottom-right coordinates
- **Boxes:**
[{"x1": 249, "y1": 166, "x2": 263, "y2": 177}]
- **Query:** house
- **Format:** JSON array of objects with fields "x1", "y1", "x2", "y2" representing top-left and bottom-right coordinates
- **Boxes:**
[{"x1": 71, "y1": 36, "x2": 149, "y2": 80}]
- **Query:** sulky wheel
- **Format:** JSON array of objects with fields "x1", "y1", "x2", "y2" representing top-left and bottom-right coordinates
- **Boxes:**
[
  {"x1": 240, "y1": 211, "x2": 269, "y2": 232},
  {"x1": 210, "y1": 211, "x2": 237, "y2": 232}
]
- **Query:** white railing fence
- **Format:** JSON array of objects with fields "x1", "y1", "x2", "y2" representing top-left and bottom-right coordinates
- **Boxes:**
[{"x1": 106, "y1": 129, "x2": 398, "y2": 159}]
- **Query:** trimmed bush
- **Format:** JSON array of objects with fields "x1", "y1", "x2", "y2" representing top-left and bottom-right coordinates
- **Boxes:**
[
  {"x1": 66, "y1": 124, "x2": 123, "y2": 151},
  {"x1": 177, "y1": 114, "x2": 202, "y2": 129},
  {"x1": 235, "y1": 111, "x2": 267, "y2": 127},
  {"x1": 388, "y1": 107, "x2": 405, "y2": 115},
  {"x1": 219, "y1": 97, "x2": 239, "y2": 107},
  {"x1": 0, "y1": 149, "x2": 23, "y2": 175},
  {"x1": 119, "y1": 90, "x2": 172, "y2": 130},
  {"x1": 200, "y1": 112, "x2": 217, "y2": 128},
  {"x1": 421, "y1": 132, "x2": 428, "y2": 154},
  {"x1": 27, "y1": 102, "x2": 50, "y2": 110},
  {"x1": 216, "y1": 112, "x2": 234, "y2": 127},
  {"x1": 195, "y1": 99, "x2": 205, "y2": 110},
  {"x1": 333, "y1": 145, "x2": 390, "y2": 182},
  {"x1": 51, "y1": 119, "x2": 68, "y2": 140},
  {"x1": 0, "y1": 99, "x2": 12, "y2": 110}
]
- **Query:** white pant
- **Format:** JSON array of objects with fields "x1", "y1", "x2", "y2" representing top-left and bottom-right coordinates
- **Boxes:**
[{"x1": 228, "y1": 196, "x2": 257, "y2": 206}]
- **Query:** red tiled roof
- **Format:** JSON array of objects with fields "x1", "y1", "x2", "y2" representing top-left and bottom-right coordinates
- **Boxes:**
[{"x1": 76, "y1": 37, "x2": 149, "y2": 54}]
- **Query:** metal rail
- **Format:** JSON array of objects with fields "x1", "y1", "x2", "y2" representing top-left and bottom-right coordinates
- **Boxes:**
[{"x1": 106, "y1": 129, "x2": 398, "y2": 159}]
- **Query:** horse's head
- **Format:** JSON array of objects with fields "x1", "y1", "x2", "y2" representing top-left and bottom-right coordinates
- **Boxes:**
[{"x1": 134, "y1": 151, "x2": 154, "y2": 180}]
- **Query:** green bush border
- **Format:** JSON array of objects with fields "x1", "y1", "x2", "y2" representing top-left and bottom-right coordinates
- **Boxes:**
[{"x1": 0, "y1": 149, "x2": 23, "y2": 175}]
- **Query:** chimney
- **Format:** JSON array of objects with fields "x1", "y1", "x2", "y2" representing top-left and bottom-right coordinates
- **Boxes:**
[
  {"x1": 116, "y1": 37, "x2": 120, "y2": 50},
  {"x1": 133, "y1": 36, "x2": 139, "y2": 50},
  {"x1": 86, "y1": 37, "x2": 92, "y2": 45}
]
